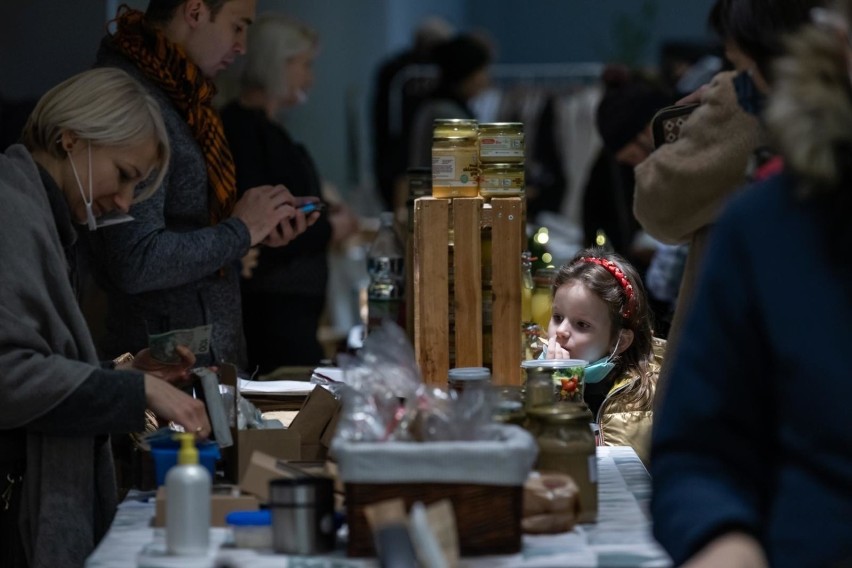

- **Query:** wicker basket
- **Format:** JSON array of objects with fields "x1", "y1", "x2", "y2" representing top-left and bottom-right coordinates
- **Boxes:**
[{"x1": 332, "y1": 424, "x2": 537, "y2": 557}]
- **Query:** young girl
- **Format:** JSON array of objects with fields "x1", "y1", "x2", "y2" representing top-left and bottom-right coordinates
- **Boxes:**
[{"x1": 544, "y1": 248, "x2": 661, "y2": 465}]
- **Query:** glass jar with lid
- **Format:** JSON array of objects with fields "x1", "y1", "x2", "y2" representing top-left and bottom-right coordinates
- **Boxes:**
[
  {"x1": 521, "y1": 358, "x2": 588, "y2": 407},
  {"x1": 478, "y1": 122, "x2": 525, "y2": 163},
  {"x1": 431, "y1": 118, "x2": 479, "y2": 199},
  {"x1": 448, "y1": 366, "x2": 491, "y2": 395},
  {"x1": 526, "y1": 403, "x2": 598, "y2": 523},
  {"x1": 479, "y1": 163, "x2": 525, "y2": 200}
]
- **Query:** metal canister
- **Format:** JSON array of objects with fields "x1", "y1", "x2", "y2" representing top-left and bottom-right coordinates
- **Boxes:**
[
  {"x1": 478, "y1": 122, "x2": 524, "y2": 163},
  {"x1": 432, "y1": 118, "x2": 479, "y2": 198},
  {"x1": 526, "y1": 404, "x2": 598, "y2": 523},
  {"x1": 270, "y1": 477, "x2": 336, "y2": 555},
  {"x1": 479, "y1": 163, "x2": 525, "y2": 200}
]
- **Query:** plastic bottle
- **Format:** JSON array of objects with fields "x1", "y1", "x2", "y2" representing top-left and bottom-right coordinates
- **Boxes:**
[
  {"x1": 166, "y1": 433, "x2": 211, "y2": 556},
  {"x1": 367, "y1": 212, "x2": 406, "y2": 333}
]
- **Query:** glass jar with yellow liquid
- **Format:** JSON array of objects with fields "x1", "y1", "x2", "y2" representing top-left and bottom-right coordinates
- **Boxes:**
[
  {"x1": 531, "y1": 267, "x2": 558, "y2": 332},
  {"x1": 431, "y1": 119, "x2": 479, "y2": 198}
]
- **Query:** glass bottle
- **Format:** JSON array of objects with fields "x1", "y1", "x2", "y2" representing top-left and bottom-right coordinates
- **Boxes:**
[
  {"x1": 367, "y1": 212, "x2": 406, "y2": 334},
  {"x1": 526, "y1": 404, "x2": 598, "y2": 523},
  {"x1": 531, "y1": 267, "x2": 558, "y2": 332},
  {"x1": 521, "y1": 252, "x2": 544, "y2": 360}
]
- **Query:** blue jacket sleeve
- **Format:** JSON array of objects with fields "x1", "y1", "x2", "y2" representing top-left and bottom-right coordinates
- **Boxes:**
[{"x1": 650, "y1": 202, "x2": 774, "y2": 564}]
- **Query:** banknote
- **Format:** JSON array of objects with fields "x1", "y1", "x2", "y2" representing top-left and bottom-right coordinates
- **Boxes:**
[{"x1": 148, "y1": 324, "x2": 212, "y2": 363}]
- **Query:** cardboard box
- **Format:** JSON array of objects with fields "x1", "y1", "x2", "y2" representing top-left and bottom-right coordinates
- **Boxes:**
[
  {"x1": 219, "y1": 364, "x2": 301, "y2": 482},
  {"x1": 239, "y1": 450, "x2": 330, "y2": 502},
  {"x1": 153, "y1": 485, "x2": 259, "y2": 527},
  {"x1": 289, "y1": 384, "x2": 341, "y2": 461},
  {"x1": 219, "y1": 364, "x2": 341, "y2": 482}
]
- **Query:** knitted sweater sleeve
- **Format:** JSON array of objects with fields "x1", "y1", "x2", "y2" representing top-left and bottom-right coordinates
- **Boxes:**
[
  {"x1": 85, "y1": 169, "x2": 251, "y2": 294},
  {"x1": 633, "y1": 71, "x2": 760, "y2": 244}
]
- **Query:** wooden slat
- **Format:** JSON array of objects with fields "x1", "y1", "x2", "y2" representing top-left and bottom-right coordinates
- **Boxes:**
[
  {"x1": 452, "y1": 198, "x2": 483, "y2": 367},
  {"x1": 490, "y1": 198, "x2": 524, "y2": 385},
  {"x1": 413, "y1": 198, "x2": 449, "y2": 385}
]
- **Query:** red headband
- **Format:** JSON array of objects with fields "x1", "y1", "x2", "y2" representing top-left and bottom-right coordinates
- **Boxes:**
[{"x1": 579, "y1": 256, "x2": 635, "y2": 319}]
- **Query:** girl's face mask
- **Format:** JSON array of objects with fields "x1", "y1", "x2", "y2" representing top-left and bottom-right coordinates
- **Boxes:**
[{"x1": 584, "y1": 334, "x2": 622, "y2": 384}]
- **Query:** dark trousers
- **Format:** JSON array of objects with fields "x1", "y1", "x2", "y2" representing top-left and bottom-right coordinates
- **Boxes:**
[
  {"x1": 0, "y1": 467, "x2": 27, "y2": 568},
  {"x1": 242, "y1": 291, "x2": 325, "y2": 375}
]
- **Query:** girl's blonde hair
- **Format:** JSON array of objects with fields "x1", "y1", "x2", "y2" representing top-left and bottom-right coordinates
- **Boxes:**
[
  {"x1": 20, "y1": 67, "x2": 170, "y2": 202},
  {"x1": 241, "y1": 14, "x2": 319, "y2": 98}
]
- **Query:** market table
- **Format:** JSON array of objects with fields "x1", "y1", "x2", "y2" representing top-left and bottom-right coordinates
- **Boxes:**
[{"x1": 86, "y1": 446, "x2": 671, "y2": 567}]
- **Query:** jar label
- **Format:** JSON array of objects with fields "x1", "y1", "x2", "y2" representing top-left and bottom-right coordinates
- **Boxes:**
[
  {"x1": 588, "y1": 454, "x2": 598, "y2": 483},
  {"x1": 480, "y1": 136, "x2": 524, "y2": 159},
  {"x1": 432, "y1": 149, "x2": 479, "y2": 187}
]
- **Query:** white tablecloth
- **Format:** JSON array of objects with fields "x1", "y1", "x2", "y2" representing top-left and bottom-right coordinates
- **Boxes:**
[{"x1": 86, "y1": 446, "x2": 670, "y2": 568}]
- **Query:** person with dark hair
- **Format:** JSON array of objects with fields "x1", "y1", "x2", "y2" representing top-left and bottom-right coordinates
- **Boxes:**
[
  {"x1": 652, "y1": 4, "x2": 852, "y2": 565},
  {"x1": 408, "y1": 33, "x2": 492, "y2": 168},
  {"x1": 633, "y1": 0, "x2": 822, "y2": 399},
  {"x1": 543, "y1": 247, "x2": 662, "y2": 465},
  {"x1": 371, "y1": 16, "x2": 454, "y2": 212},
  {"x1": 81, "y1": 0, "x2": 319, "y2": 368},
  {"x1": 583, "y1": 66, "x2": 677, "y2": 334}
]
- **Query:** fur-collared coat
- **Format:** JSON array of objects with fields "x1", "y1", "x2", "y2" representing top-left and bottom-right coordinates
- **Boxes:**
[{"x1": 633, "y1": 71, "x2": 760, "y2": 399}]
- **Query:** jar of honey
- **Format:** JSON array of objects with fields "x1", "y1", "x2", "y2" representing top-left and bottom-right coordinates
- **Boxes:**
[
  {"x1": 432, "y1": 119, "x2": 479, "y2": 198},
  {"x1": 479, "y1": 163, "x2": 525, "y2": 200},
  {"x1": 526, "y1": 404, "x2": 598, "y2": 523},
  {"x1": 478, "y1": 122, "x2": 524, "y2": 163}
]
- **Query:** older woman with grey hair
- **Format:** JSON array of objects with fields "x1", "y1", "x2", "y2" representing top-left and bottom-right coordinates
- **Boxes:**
[
  {"x1": 220, "y1": 14, "x2": 357, "y2": 374},
  {"x1": 0, "y1": 67, "x2": 210, "y2": 567}
]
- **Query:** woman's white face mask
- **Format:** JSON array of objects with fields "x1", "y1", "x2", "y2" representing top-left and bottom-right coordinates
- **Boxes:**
[
  {"x1": 67, "y1": 141, "x2": 96, "y2": 231},
  {"x1": 66, "y1": 141, "x2": 135, "y2": 231}
]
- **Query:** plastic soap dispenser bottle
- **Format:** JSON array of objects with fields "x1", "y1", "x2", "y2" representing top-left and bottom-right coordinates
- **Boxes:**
[{"x1": 166, "y1": 433, "x2": 211, "y2": 556}]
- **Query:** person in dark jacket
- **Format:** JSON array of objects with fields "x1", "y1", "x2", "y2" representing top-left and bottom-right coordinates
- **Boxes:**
[
  {"x1": 0, "y1": 67, "x2": 209, "y2": 568},
  {"x1": 82, "y1": 0, "x2": 319, "y2": 368},
  {"x1": 221, "y1": 14, "x2": 358, "y2": 372},
  {"x1": 651, "y1": 6, "x2": 852, "y2": 566}
]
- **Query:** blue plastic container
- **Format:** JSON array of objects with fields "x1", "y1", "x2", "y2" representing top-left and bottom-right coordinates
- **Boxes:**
[{"x1": 149, "y1": 439, "x2": 220, "y2": 486}]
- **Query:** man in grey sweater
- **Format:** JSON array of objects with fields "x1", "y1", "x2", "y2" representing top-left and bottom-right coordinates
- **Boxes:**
[{"x1": 83, "y1": 0, "x2": 318, "y2": 367}]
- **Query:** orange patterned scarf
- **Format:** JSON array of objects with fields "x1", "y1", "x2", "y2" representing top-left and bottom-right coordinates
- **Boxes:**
[{"x1": 110, "y1": 7, "x2": 236, "y2": 225}]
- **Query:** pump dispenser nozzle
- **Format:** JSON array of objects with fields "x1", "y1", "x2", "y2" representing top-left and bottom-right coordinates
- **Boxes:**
[{"x1": 174, "y1": 433, "x2": 199, "y2": 466}]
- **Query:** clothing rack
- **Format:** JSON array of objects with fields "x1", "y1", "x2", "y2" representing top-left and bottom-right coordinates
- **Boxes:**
[{"x1": 388, "y1": 62, "x2": 604, "y2": 135}]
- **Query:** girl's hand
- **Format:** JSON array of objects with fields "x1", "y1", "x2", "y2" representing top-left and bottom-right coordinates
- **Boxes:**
[{"x1": 546, "y1": 337, "x2": 571, "y2": 359}]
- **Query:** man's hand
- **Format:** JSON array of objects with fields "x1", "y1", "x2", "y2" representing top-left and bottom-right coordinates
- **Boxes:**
[
  {"x1": 231, "y1": 184, "x2": 297, "y2": 246},
  {"x1": 683, "y1": 533, "x2": 768, "y2": 568},
  {"x1": 263, "y1": 196, "x2": 321, "y2": 248}
]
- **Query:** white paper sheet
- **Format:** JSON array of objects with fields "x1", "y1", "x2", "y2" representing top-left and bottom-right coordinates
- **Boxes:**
[{"x1": 237, "y1": 378, "x2": 316, "y2": 395}]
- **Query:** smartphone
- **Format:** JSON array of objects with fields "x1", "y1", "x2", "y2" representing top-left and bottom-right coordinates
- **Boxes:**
[
  {"x1": 651, "y1": 103, "x2": 699, "y2": 149},
  {"x1": 298, "y1": 201, "x2": 326, "y2": 215}
]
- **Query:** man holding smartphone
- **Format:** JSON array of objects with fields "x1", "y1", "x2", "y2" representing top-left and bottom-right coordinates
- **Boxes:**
[{"x1": 81, "y1": 0, "x2": 320, "y2": 369}]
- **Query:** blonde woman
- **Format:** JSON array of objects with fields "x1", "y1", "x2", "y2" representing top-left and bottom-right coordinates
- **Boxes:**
[
  {"x1": 0, "y1": 67, "x2": 210, "y2": 568},
  {"x1": 220, "y1": 14, "x2": 358, "y2": 373}
]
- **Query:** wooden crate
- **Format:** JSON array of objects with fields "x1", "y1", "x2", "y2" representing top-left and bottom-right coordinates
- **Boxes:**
[{"x1": 412, "y1": 196, "x2": 524, "y2": 386}]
